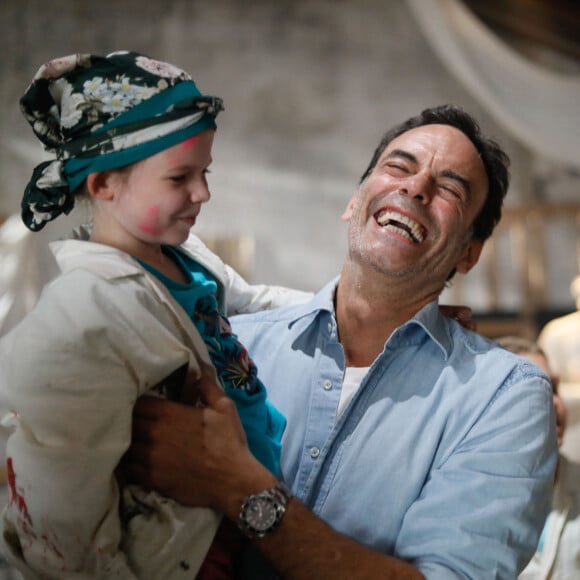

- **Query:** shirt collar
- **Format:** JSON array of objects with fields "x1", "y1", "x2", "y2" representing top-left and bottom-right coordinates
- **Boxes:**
[
  {"x1": 296, "y1": 277, "x2": 338, "y2": 317},
  {"x1": 401, "y1": 300, "x2": 453, "y2": 360},
  {"x1": 290, "y1": 276, "x2": 453, "y2": 360}
]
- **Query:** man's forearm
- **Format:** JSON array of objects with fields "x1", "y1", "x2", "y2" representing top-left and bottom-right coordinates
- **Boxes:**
[
  {"x1": 128, "y1": 390, "x2": 424, "y2": 578},
  {"x1": 221, "y1": 480, "x2": 424, "y2": 580}
]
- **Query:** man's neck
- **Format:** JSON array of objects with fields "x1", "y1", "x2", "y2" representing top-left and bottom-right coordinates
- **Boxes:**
[{"x1": 335, "y1": 263, "x2": 441, "y2": 367}]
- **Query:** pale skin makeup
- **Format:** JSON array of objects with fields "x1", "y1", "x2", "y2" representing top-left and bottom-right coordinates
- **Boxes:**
[{"x1": 87, "y1": 130, "x2": 215, "y2": 283}]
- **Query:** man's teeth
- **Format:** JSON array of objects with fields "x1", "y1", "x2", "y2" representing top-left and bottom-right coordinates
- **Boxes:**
[{"x1": 376, "y1": 211, "x2": 425, "y2": 243}]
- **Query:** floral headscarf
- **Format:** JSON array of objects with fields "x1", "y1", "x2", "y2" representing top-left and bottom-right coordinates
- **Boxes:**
[{"x1": 20, "y1": 51, "x2": 223, "y2": 231}]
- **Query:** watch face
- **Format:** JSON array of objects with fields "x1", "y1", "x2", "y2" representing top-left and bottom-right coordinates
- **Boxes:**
[
  {"x1": 245, "y1": 496, "x2": 277, "y2": 531},
  {"x1": 239, "y1": 484, "x2": 290, "y2": 539}
]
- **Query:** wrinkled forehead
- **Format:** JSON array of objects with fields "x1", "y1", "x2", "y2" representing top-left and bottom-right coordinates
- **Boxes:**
[
  {"x1": 384, "y1": 124, "x2": 489, "y2": 195},
  {"x1": 385, "y1": 125, "x2": 481, "y2": 165}
]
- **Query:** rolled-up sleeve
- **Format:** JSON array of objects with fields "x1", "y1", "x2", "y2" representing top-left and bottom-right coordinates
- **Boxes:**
[{"x1": 398, "y1": 367, "x2": 557, "y2": 579}]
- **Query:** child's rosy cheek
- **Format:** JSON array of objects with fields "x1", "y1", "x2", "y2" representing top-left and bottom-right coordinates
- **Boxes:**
[{"x1": 138, "y1": 206, "x2": 162, "y2": 235}]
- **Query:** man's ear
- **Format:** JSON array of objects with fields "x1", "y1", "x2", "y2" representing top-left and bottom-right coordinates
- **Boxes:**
[
  {"x1": 341, "y1": 192, "x2": 358, "y2": 222},
  {"x1": 455, "y1": 238, "x2": 484, "y2": 274},
  {"x1": 86, "y1": 171, "x2": 116, "y2": 200}
]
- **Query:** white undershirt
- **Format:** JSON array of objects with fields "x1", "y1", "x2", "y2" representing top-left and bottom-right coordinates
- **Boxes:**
[{"x1": 338, "y1": 366, "x2": 370, "y2": 417}]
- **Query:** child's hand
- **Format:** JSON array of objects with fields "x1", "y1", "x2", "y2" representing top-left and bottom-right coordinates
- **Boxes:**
[{"x1": 439, "y1": 305, "x2": 477, "y2": 331}]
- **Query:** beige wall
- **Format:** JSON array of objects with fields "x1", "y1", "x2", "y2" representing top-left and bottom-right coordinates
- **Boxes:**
[{"x1": 0, "y1": 0, "x2": 577, "y2": 311}]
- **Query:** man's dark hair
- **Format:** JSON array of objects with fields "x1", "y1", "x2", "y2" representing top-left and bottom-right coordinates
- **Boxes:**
[{"x1": 359, "y1": 104, "x2": 510, "y2": 242}]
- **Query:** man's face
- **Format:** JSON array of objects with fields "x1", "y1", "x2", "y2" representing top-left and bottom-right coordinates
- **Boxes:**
[{"x1": 342, "y1": 124, "x2": 489, "y2": 287}]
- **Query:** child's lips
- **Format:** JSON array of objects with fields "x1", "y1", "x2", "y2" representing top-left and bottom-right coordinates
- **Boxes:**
[{"x1": 179, "y1": 213, "x2": 199, "y2": 226}]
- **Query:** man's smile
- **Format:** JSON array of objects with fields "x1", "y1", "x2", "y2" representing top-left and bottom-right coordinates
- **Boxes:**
[{"x1": 374, "y1": 210, "x2": 426, "y2": 243}]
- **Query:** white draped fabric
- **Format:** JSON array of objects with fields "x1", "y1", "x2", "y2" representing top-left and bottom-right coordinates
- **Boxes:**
[
  {"x1": 406, "y1": 0, "x2": 580, "y2": 169},
  {"x1": 0, "y1": 216, "x2": 60, "y2": 336}
]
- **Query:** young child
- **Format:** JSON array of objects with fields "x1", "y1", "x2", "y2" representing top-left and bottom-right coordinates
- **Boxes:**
[{"x1": 0, "y1": 51, "x2": 310, "y2": 579}]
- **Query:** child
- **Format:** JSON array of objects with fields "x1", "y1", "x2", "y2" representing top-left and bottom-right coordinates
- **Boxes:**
[{"x1": 0, "y1": 51, "x2": 310, "y2": 579}]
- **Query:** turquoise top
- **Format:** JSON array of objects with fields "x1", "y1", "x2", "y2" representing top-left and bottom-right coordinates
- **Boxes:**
[{"x1": 138, "y1": 246, "x2": 285, "y2": 476}]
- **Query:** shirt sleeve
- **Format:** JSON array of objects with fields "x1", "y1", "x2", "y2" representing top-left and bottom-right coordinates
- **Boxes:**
[
  {"x1": 0, "y1": 270, "x2": 198, "y2": 578},
  {"x1": 180, "y1": 232, "x2": 313, "y2": 315},
  {"x1": 396, "y1": 366, "x2": 558, "y2": 579},
  {"x1": 223, "y1": 263, "x2": 312, "y2": 315}
]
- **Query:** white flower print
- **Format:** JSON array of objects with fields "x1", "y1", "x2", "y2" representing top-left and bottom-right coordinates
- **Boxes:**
[
  {"x1": 59, "y1": 82, "x2": 85, "y2": 129},
  {"x1": 83, "y1": 77, "x2": 108, "y2": 99},
  {"x1": 81, "y1": 76, "x2": 158, "y2": 115},
  {"x1": 101, "y1": 91, "x2": 136, "y2": 114},
  {"x1": 135, "y1": 56, "x2": 191, "y2": 81},
  {"x1": 29, "y1": 202, "x2": 58, "y2": 227},
  {"x1": 35, "y1": 54, "x2": 79, "y2": 81}
]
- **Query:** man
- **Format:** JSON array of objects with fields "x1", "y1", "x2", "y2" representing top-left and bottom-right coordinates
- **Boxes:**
[
  {"x1": 126, "y1": 105, "x2": 557, "y2": 578},
  {"x1": 497, "y1": 336, "x2": 580, "y2": 579}
]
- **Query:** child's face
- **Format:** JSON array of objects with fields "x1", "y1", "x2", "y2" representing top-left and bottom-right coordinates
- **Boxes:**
[{"x1": 111, "y1": 129, "x2": 215, "y2": 247}]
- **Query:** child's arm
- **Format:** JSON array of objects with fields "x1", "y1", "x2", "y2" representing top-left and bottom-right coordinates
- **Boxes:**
[
  {"x1": 222, "y1": 263, "x2": 313, "y2": 315},
  {"x1": 180, "y1": 233, "x2": 313, "y2": 315}
]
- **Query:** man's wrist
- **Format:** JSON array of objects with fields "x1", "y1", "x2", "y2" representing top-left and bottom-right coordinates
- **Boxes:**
[{"x1": 237, "y1": 481, "x2": 292, "y2": 540}]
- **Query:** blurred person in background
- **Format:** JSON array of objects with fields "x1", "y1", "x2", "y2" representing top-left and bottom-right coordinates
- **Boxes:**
[
  {"x1": 498, "y1": 335, "x2": 580, "y2": 580},
  {"x1": 538, "y1": 275, "x2": 580, "y2": 387}
]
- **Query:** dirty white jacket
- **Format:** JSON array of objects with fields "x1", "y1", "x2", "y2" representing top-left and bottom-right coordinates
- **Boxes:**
[{"x1": 0, "y1": 234, "x2": 310, "y2": 580}]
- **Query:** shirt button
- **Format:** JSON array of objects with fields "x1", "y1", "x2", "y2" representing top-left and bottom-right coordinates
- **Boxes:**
[
  {"x1": 327, "y1": 322, "x2": 332, "y2": 333},
  {"x1": 323, "y1": 379, "x2": 332, "y2": 390},
  {"x1": 310, "y1": 447, "x2": 320, "y2": 458}
]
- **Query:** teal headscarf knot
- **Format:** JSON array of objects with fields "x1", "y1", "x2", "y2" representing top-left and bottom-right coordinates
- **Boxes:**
[
  {"x1": 20, "y1": 51, "x2": 223, "y2": 231},
  {"x1": 21, "y1": 160, "x2": 73, "y2": 231}
]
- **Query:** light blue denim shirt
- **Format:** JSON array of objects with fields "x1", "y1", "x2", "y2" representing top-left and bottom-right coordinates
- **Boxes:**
[{"x1": 232, "y1": 278, "x2": 558, "y2": 579}]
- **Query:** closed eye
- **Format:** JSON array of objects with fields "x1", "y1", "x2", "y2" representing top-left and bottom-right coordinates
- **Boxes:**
[
  {"x1": 439, "y1": 170, "x2": 470, "y2": 201},
  {"x1": 438, "y1": 184, "x2": 463, "y2": 199},
  {"x1": 384, "y1": 163, "x2": 409, "y2": 175}
]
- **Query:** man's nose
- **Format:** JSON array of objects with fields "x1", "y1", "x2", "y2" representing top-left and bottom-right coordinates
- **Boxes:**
[{"x1": 399, "y1": 175, "x2": 433, "y2": 204}]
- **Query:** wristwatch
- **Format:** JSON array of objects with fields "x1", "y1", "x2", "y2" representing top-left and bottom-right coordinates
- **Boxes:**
[{"x1": 238, "y1": 482, "x2": 292, "y2": 539}]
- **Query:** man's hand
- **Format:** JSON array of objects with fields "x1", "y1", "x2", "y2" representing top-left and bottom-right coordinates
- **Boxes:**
[
  {"x1": 439, "y1": 305, "x2": 476, "y2": 331},
  {"x1": 123, "y1": 368, "x2": 271, "y2": 513},
  {"x1": 124, "y1": 369, "x2": 424, "y2": 580}
]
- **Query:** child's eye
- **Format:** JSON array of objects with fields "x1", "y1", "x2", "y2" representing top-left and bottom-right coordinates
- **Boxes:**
[{"x1": 169, "y1": 174, "x2": 187, "y2": 183}]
